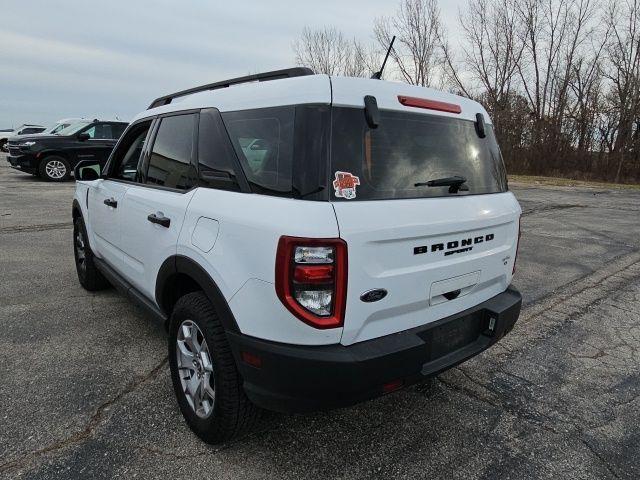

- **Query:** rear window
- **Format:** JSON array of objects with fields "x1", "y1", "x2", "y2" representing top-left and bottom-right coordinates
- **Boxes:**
[{"x1": 330, "y1": 108, "x2": 507, "y2": 201}]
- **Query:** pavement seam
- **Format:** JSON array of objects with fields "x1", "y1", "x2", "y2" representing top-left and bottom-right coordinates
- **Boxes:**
[
  {"x1": 440, "y1": 256, "x2": 640, "y2": 478},
  {"x1": 579, "y1": 438, "x2": 621, "y2": 479},
  {"x1": 521, "y1": 204, "x2": 587, "y2": 216},
  {"x1": 0, "y1": 222, "x2": 72, "y2": 234},
  {"x1": 519, "y1": 250, "x2": 640, "y2": 313},
  {"x1": 0, "y1": 357, "x2": 169, "y2": 475}
]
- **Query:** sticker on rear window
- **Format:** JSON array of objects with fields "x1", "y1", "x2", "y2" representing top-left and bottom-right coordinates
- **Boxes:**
[{"x1": 333, "y1": 171, "x2": 360, "y2": 199}]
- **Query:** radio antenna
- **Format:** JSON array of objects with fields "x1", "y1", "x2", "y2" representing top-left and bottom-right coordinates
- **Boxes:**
[{"x1": 371, "y1": 35, "x2": 396, "y2": 80}]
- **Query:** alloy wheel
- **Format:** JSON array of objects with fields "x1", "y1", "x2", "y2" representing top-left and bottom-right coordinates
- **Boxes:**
[
  {"x1": 45, "y1": 160, "x2": 66, "y2": 179},
  {"x1": 176, "y1": 320, "x2": 216, "y2": 418}
]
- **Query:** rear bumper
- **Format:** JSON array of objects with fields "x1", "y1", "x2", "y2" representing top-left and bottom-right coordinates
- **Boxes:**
[{"x1": 228, "y1": 286, "x2": 522, "y2": 413}]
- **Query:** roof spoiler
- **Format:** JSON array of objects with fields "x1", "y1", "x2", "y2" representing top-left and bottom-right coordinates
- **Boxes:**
[{"x1": 147, "y1": 67, "x2": 315, "y2": 109}]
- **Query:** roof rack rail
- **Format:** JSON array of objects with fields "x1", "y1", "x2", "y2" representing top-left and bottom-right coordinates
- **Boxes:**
[{"x1": 147, "y1": 67, "x2": 314, "y2": 109}]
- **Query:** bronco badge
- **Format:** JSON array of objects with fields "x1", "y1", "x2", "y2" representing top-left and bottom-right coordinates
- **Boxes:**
[{"x1": 414, "y1": 233, "x2": 495, "y2": 256}]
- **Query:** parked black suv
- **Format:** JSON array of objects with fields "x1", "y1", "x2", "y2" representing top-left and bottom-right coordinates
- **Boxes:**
[{"x1": 6, "y1": 119, "x2": 128, "y2": 181}]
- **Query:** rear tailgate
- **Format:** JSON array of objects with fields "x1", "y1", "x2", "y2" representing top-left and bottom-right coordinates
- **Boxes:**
[{"x1": 334, "y1": 192, "x2": 520, "y2": 345}]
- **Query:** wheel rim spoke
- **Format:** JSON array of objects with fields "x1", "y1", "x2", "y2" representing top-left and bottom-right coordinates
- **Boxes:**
[
  {"x1": 185, "y1": 372, "x2": 200, "y2": 398},
  {"x1": 200, "y1": 350, "x2": 213, "y2": 372},
  {"x1": 177, "y1": 340, "x2": 194, "y2": 367},
  {"x1": 75, "y1": 231, "x2": 86, "y2": 266}
]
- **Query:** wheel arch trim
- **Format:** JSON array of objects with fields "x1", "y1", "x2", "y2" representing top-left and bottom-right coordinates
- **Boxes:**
[{"x1": 155, "y1": 255, "x2": 240, "y2": 333}]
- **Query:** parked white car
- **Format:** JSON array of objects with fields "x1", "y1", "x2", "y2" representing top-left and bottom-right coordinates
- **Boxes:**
[
  {"x1": 43, "y1": 118, "x2": 86, "y2": 135},
  {"x1": 71, "y1": 68, "x2": 522, "y2": 444}
]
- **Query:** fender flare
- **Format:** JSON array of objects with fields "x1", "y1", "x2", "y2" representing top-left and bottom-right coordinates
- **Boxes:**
[{"x1": 155, "y1": 255, "x2": 240, "y2": 333}]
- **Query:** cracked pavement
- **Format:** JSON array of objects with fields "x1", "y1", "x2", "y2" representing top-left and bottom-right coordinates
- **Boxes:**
[{"x1": 1, "y1": 158, "x2": 639, "y2": 479}]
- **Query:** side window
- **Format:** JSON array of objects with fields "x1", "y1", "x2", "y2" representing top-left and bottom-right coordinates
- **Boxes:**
[
  {"x1": 146, "y1": 114, "x2": 197, "y2": 190},
  {"x1": 197, "y1": 109, "x2": 241, "y2": 191},
  {"x1": 110, "y1": 123, "x2": 127, "y2": 139},
  {"x1": 108, "y1": 122, "x2": 151, "y2": 181},
  {"x1": 222, "y1": 107, "x2": 294, "y2": 194},
  {"x1": 51, "y1": 124, "x2": 68, "y2": 134},
  {"x1": 83, "y1": 124, "x2": 107, "y2": 139}
]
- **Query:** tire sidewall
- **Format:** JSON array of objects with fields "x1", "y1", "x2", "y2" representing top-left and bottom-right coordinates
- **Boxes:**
[
  {"x1": 72, "y1": 215, "x2": 109, "y2": 291},
  {"x1": 168, "y1": 298, "x2": 227, "y2": 440},
  {"x1": 40, "y1": 156, "x2": 70, "y2": 182},
  {"x1": 73, "y1": 216, "x2": 90, "y2": 284}
]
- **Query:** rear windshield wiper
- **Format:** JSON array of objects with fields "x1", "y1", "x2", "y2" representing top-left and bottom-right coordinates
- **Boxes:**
[{"x1": 414, "y1": 175, "x2": 469, "y2": 193}]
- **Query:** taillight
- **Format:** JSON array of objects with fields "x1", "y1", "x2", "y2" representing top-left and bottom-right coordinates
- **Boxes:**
[
  {"x1": 513, "y1": 217, "x2": 521, "y2": 274},
  {"x1": 275, "y1": 236, "x2": 348, "y2": 329}
]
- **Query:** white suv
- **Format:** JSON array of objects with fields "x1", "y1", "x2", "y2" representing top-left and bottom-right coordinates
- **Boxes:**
[{"x1": 72, "y1": 68, "x2": 522, "y2": 443}]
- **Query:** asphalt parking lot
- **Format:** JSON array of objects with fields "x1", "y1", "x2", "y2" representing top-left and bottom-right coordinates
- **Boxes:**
[{"x1": 1, "y1": 154, "x2": 639, "y2": 479}]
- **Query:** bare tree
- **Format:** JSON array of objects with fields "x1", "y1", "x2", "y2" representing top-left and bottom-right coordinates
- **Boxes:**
[
  {"x1": 453, "y1": 0, "x2": 527, "y2": 163},
  {"x1": 374, "y1": 0, "x2": 445, "y2": 86},
  {"x1": 458, "y1": 0, "x2": 524, "y2": 104},
  {"x1": 290, "y1": 0, "x2": 640, "y2": 183},
  {"x1": 293, "y1": 26, "x2": 378, "y2": 77},
  {"x1": 604, "y1": 0, "x2": 640, "y2": 181}
]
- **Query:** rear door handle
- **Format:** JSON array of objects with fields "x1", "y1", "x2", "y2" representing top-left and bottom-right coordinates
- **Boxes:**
[
  {"x1": 147, "y1": 213, "x2": 170, "y2": 228},
  {"x1": 103, "y1": 198, "x2": 118, "y2": 208}
]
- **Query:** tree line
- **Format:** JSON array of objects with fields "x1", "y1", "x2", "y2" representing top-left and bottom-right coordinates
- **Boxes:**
[{"x1": 293, "y1": 0, "x2": 640, "y2": 183}]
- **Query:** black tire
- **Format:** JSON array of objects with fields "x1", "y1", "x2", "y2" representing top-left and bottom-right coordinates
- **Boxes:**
[
  {"x1": 39, "y1": 155, "x2": 71, "y2": 182},
  {"x1": 0, "y1": 139, "x2": 7, "y2": 153},
  {"x1": 73, "y1": 216, "x2": 110, "y2": 291},
  {"x1": 168, "y1": 292, "x2": 261, "y2": 444}
]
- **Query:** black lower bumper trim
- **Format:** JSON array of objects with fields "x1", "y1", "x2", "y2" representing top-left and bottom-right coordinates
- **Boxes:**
[
  {"x1": 228, "y1": 287, "x2": 522, "y2": 413},
  {"x1": 7, "y1": 155, "x2": 36, "y2": 173}
]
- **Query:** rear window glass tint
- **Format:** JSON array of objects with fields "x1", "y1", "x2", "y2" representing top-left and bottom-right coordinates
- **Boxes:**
[
  {"x1": 198, "y1": 109, "x2": 241, "y2": 191},
  {"x1": 222, "y1": 107, "x2": 294, "y2": 196},
  {"x1": 146, "y1": 114, "x2": 197, "y2": 190},
  {"x1": 330, "y1": 108, "x2": 508, "y2": 200}
]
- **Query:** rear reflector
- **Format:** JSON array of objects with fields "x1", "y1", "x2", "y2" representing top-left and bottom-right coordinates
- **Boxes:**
[
  {"x1": 398, "y1": 95, "x2": 462, "y2": 114},
  {"x1": 241, "y1": 351, "x2": 262, "y2": 368},
  {"x1": 382, "y1": 379, "x2": 404, "y2": 394}
]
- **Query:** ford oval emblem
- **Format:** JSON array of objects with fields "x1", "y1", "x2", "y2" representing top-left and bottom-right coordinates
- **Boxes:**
[{"x1": 360, "y1": 289, "x2": 388, "y2": 303}]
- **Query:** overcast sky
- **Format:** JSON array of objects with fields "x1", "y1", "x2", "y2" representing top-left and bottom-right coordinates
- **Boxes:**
[{"x1": 0, "y1": 0, "x2": 465, "y2": 128}]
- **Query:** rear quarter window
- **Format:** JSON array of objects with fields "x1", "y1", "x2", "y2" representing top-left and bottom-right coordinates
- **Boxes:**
[{"x1": 222, "y1": 107, "x2": 294, "y2": 196}]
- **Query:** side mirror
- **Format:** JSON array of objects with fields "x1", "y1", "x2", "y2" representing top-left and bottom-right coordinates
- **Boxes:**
[
  {"x1": 74, "y1": 160, "x2": 101, "y2": 181},
  {"x1": 77, "y1": 132, "x2": 91, "y2": 141}
]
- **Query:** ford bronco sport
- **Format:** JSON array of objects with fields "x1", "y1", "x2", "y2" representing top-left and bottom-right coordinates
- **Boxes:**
[{"x1": 71, "y1": 68, "x2": 522, "y2": 444}]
